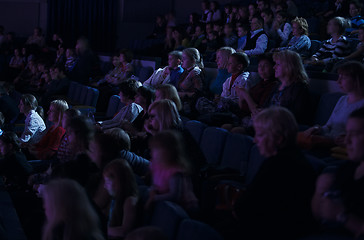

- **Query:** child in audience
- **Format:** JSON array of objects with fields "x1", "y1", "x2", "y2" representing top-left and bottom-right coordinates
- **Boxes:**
[
  {"x1": 64, "y1": 48, "x2": 76, "y2": 73},
  {"x1": 343, "y1": 25, "x2": 364, "y2": 62},
  {"x1": 143, "y1": 51, "x2": 184, "y2": 88},
  {"x1": 300, "y1": 61, "x2": 364, "y2": 149},
  {"x1": 209, "y1": 47, "x2": 235, "y2": 96},
  {"x1": 103, "y1": 159, "x2": 139, "y2": 239},
  {"x1": 273, "y1": 11, "x2": 292, "y2": 46},
  {"x1": 306, "y1": 17, "x2": 351, "y2": 72},
  {"x1": 189, "y1": 25, "x2": 206, "y2": 53},
  {"x1": 236, "y1": 24, "x2": 249, "y2": 51},
  {"x1": 111, "y1": 49, "x2": 134, "y2": 86},
  {"x1": 345, "y1": 0, "x2": 364, "y2": 36},
  {"x1": 145, "y1": 130, "x2": 198, "y2": 212},
  {"x1": 42, "y1": 179, "x2": 105, "y2": 240},
  {"x1": 99, "y1": 79, "x2": 143, "y2": 131},
  {"x1": 204, "y1": 31, "x2": 220, "y2": 61},
  {"x1": 155, "y1": 84, "x2": 182, "y2": 111},
  {"x1": 19, "y1": 94, "x2": 46, "y2": 146},
  {"x1": 223, "y1": 23, "x2": 238, "y2": 49}
]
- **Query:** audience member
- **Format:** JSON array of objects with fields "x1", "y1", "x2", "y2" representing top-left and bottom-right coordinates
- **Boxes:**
[
  {"x1": 154, "y1": 84, "x2": 182, "y2": 111},
  {"x1": 243, "y1": 15, "x2": 268, "y2": 56}
]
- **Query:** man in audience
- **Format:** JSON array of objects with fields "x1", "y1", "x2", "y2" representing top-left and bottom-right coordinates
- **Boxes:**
[{"x1": 243, "y1": 15, "x2": 268, "y2": 56}]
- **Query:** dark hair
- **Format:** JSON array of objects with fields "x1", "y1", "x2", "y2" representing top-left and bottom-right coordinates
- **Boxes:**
[
  {"x1": 52, "y1": 64, "x2": 66, "y2": 73},
  {"x1": 92, "y1": 132, "x2": 124, "y2": 168},
  {"x1": 21, "y1": 94, "x2": 38, "y2": 110},
  {"x1": 237, "y1": 24, "x2": 250, "y2": 32},
  {"x1": 350, "y1": 0, "x2": 363, "y2": 10},
  {"x1": 276, "y1": 11, "x2": 289, "y2": 21},
  {"x1": 168, "y1": 50, "x2": 183, "y2": 60},
  {"x1": 68, "y1": 116, "x2": 95, "y2": 148},
  {"x1": 337, "y1": 61, "x2": 364, "y2": 95},
  {"x1": 119, "y1": 48, "x2": 133, "y2": 63},
  {"x1": 261, "y1": 8, "x2": 274, "y2": 17},
  {"x1": 252, "y1": 15, "x2": 264, "y2": 26},
  {"x1": 0, "y1": 132, "x2": 21, "y2": 153},
  {"x1": 258, "y1": 53, "x2": 274, "y2": 65},
  {"x1": 119, "y1": 79, "x2": 140, "y2": 100},
  {"x1": 230, "y1": 52, "x2": 250, "y2": 70},
  {"x1": 137, "y1": 86, "x2": 155, "y2": 108}
]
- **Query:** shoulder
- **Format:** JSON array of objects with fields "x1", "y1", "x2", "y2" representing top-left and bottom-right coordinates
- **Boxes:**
[{"x1": 191, "y1": 67, "x2": 202, "y2": 76}]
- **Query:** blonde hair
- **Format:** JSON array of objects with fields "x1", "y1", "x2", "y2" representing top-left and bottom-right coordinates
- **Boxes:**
[
  {"x1": 183, "y1": 48, "x2": 204, "y2": 69},
  {"x1": 155, "y1": 84, "x2": 182, "y2": 111},
  {"x1": 273, "y1": 50, "x2": 309, "y2": 84},
  {"x1": 216, "y1": 47, "x2": 236, "y2": 69},
  {"x1": 50, "y1": 99, "x2": 69, "y2": 126},
  {"x1": 148, "y1": 99, "x2": 182, "y2": 131},
  {"x1": 254, "y1": 106, "x2": 298, "y2": 149},
  {"x1": 330, "y1": 16, "x2": 351, "y2": 35},
  {"x1": 291, "y1": 17, "x2": 309, "y2": 36},
  {"x1": 42, "y1": 179, "x2": 104, "y2": 240}
]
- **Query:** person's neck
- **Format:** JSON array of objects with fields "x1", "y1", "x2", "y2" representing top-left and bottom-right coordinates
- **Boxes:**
[
  {"x1": 331, "y1": 33, "x2": 340, "y2": 42},
  {"x1": 124, "y1": 99, "x2": 134, "y2": 106},
  {"x1": 347, "y1": 92, "x2": 364, "y2": 103},
  {"x1": 279, "y1": 77, "x2": 291, "y2": 89},
  {"x1": 231, "y1": 71, "x2": 243, "y2": 76}
]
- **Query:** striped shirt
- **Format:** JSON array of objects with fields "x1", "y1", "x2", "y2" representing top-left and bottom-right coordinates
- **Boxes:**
[{"x1": 312, "y1": 36, "x2": 350, "y2": 64}]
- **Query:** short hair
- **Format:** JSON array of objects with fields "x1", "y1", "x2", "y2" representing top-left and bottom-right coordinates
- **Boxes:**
[
  {"x1": 21, "y1": 94, "x2": 38, "y2": 110},
  {"x1": 273, "y1": 50, "x2": 309, "y2": 84},
  {"x1": 119, "y1": 79, "x2": 140, "y2": 100},
  {"x1": 183, "y1": 48, "x2": 204, "y2": 69},
  {"x1": 257, "y1": 53, "x2": 275, "y2": 65},
  {"x1": 67, "y1": 115, "x2": 95, "y2": 148},
  {"x1": 148, "y1": 99, "x2": 182, "y2": 131},
  {"x1": 330, "y1": 16, "x2": 351, "y2": 35},
  {"x1": 51, "y1": 64, "x2": 66, "y2": 74},
  {"x1": 251, "y1": 15, "x2": 264, "y2": 26},
  {"x1": 168, "y1": 50, "x2": 183, "y2": 60},
  {"x1": 155, "y1": 84, "x2": 182, "y2": 111},
  {"x1": 50, "y1": 99, "x2": 69, "y2": 115},
  {"x1": 217, "y1": 46, "x2": 236, "y2": 57},
  {"x1": 276, "y1": 10, "x2": 289, "y2": 20},
  {"x1": 230, "y1": 52, "x2": 250, "y2": 70},
  {"x1": 137, "y1": 86, "x2": 155, "y2": 108},
  {"x1": 261, "y1": 8, "x2": 274, "y2": 17},
  {"x1": 291, "y1": 17, "x2": 309, "y2": 36},
  {"x1": 254, "y1": 106, "x2": 298, "y2": 149},
  {"x1": 104, "y1": 128, "x2": 131, "y2": 151},
  {"x1": 336, "y1": 61, "x2": 364, "y2": 96},
  {"x1": 119, "y1": 48, "x2": 133, "y2": 63}
]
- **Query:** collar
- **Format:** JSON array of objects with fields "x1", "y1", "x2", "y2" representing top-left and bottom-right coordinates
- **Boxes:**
[{"x1": 251, "y1": 28, "x2": 263, "y2": 35}]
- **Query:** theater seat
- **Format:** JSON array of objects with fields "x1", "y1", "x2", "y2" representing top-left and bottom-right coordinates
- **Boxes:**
[{"x1": 176, "y1": 219, "x2": 223, "y2": 240}]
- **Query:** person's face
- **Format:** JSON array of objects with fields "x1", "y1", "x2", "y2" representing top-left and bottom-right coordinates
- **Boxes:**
[
  {"x1": 224, "y1": 25, "x2": 232, "y2": 35},
  {"x1": 0, "y1": 140, "x2": 12, "y2": 156},
  {"x1": 349, "y1": 3, "x2": 360, "y2": 17},
  {"x1": 208, "y1": 32, "x2": 216, "y2": 40},
  {"x1": 291, "y1": 23, "x2": 302, "y2": 37},
  {"x1": 257, "y1": 1, "x2": 265, "y2": 11},
  {"x1": 258, "y1": 59, "x2": 274, "y2": 81},
  {"x1": 66, "y1": 49, "x2": 73, "y2": 58},
  {"x1": 273, "y1": 59, "x2": 286, "y2": 79},
  {"x1": 213, "y1": 25, "x2": 222, "y2": 33},
  {"x1": 345, "y1": 118, "x2": 364, "y2": 161},
  {"x1": 237, "y1": 27, "x2": 247, "y2": 37},
  {"x1": 358, "y1": 29, "x2": 364, "y2": 42},
  {"x1": 261, "y1": 12, "x2": 272, "y2": 24},
  {"x1": 327, "y1": 19, "x2": 339, "y2": 35},
  {"x1": 88, "y1": 139, "x2": 102, "y2": 166},
  {"x1": 119, "y1": 53, "x2": 126, "y2": 63},
  {"x1": 195, "y1": 26, "x2": 202, "y2": 36},
  {"x1": 34, "y1": 28, "x2": 40, "y2": 36},
  {"x1": 250, "y1": 18, "x2": 261, "y2": 31},
  {"x1": 47, "y1": 105, "x2": 58, "y2": 123},
  {"x1": 239, "y1": 7, "x2": 247, "y2": 18},
  {"x1": 337, "y1": 72, "x2": 356, "y2": 93},
  {"x1": 50, "y1": 68, "x2": 59, "y2": 80},
  {"x1": 275, "y1": 14, "x2": 284, "y2": 25},
  {"x1": 21, "y1": 48, "x2": 26, "y2": 55},
  {"x1": 112, "y1": 56, "x2": 120, "y2": 67},
  {"x1": 249, "y1": 5, "x2": 256, "y2": 16},
  {"x1": 215, "y1": 51, "x2": 227, "y2": 69},
  {"x1": 150, "y1": 146, "x2": 169, "y2": 167},
  {"x1": 168, "y1": 55, "x2": 180, "y2": 68},
  {"x1": 227, "y1": 56, "x2": 243, "y2": 74},
  {"x1": 155, "y1": 90, "x2": 164, "y2": 101},
  {"x1": 147, "y1": 108, "x2": 160, "y2": 133},
  {"x1": 104, "y1": 176, "x2": 116, "y2": 196},
  {"x1": 182, "y1": 52, "x2": 194, "y2": 69},
  {"x1": 118, "y1": 91, "x2": 129, "y2": 104},
  {"x1": 206, "y1": 24, "x2": 213, "y2": 34},
  {"x1": 135, "y1": 92, "x2": 147, "y2": 109},
  {"x1": 14, "y1": 49, "x2": 19, "y2": 56},
  {"x1": 253, "y1": 123, "x2": 277, "y2": 157}
]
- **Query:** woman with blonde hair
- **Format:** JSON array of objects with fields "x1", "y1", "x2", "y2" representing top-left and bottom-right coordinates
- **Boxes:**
[
  {"x1": 144, "y1": 99, "x2": 182, "y2": 136},
  {"x1": 42, "y1": 178, "x2": 105, "y2": 240},
  {"x1": 275, "y1": 17, "x2": 311, "y2": 57},
  {"x1": 30, "y1": 99, "x2": 69, "y2": 160},
  {"x1": 155, "y1": 84, "x2": 182, "y2": 111}
]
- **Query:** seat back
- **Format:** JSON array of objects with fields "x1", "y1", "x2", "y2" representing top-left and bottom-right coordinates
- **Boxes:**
[
  {"x1": 176, "y1": 219, "x2": 223, "y2": 240},
  {"x1": 200, "y1": 127, "x2": 228, "y2": 165},
  {"x1": 185, "y1": 120, "x2": 207, "y2": 145},
  {"x1": 245, "y1": 144, "x2": 267, "y2": 185},
  {"x1": 106, "y1": 95, "x2": 121, "y2": 118},
  {"x1": 85, "y1": 87, "x2": 99, "y2": 107},
  {"x1": 314, "y1": 92, "x2": 344, "y2": 125}
]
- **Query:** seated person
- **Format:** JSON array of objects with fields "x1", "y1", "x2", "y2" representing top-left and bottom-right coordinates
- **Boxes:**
[
  {"x1": 98, "y1": 79, "x2": 143, "y2": 131},
  {"x1": 274, "y1": 17, "x2": 311, "y2": 57},
  {"x1": 342, "y1": 25, "x2": 364, "y2": 62},
  {"x1": 223, "y1": 23, "x2": 238, "y2": 49},
  {"x1": 18, "y1": 94, "x2": 46, "y2": 146},
  {"x1": 311, "y1": 107, "x2": 364, "y2": 239},
  {"x1": 345, "y1": 0, "x2": 364, "y2": 37},
  {"x1": 0, "y1": 85, "x2": 19, "y2": 126},
  {"x1": 299, "y1": 61, "x2": 364, "y2": 150},
  {"x1": 272, "y1": 11, "x2": 292, "y2": 47},
  {"x1": 306, "y1": 17, "x2": 351, "y2": 72},
  {"x1": 155, "y1": 84, "x2": 182, "y2": 111},
  {"x1": 143, "y1": 51, "x2": 184, "y2": 88},
  {"x1": 243, "y1": 15, "x2": 268, "y2": 56},
  {"x1": 236, "y1": 24, "x2": 249, "y2": 51}
]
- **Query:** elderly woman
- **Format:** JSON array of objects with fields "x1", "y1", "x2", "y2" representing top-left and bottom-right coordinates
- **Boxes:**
[{"x1": 232, "y1": 106, "x2": 317, "y2": 240}]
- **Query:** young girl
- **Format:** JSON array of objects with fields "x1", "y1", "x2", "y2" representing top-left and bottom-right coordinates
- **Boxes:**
[
  {"x1": 42, "y1": 179, "x2": 105, "y2": 240},
  {"x1": 145, "y1": 130, "x2": 198, "y2": 212},
  {"x1": 103, "y1": 159, "x2": 139, "y2": 239},
  {"x1": 30, "y1": 100, "x2": 68, "y2": 160},
  {"x1": 155, "y1": 84, "x2": 182, "y2": 111}
]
